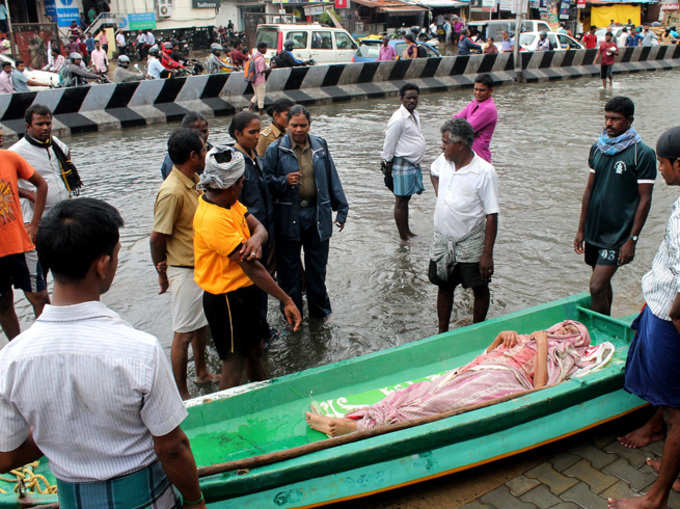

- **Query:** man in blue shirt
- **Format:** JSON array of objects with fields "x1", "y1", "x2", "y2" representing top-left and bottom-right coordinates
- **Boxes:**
[
  {"x1": 146, "y1": 47, "x2": 165, "y2": 79},
  {"x1": 458, "y1": 29, "x2": 481, "y2": 55},
  {"x1": 12, "y1": 60, "x2": 50, "y2": 92}
]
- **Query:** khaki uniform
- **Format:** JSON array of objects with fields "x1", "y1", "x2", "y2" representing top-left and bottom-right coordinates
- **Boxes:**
[{"x1": 256, "y1": 122, "x2": 284, "y2": 157}]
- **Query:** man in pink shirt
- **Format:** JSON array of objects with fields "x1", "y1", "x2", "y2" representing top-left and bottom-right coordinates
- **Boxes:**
[
  {"x1": 378, "y1": 36, "x2": 397, "y2": 61},
  {"x1": 0, "y1": 61, "x2": 14, "y2": 94},
  {"x1": 91, "y1": 40, "x2": 108, "y2": 74},
  {"x1": 453, "y1": 74, "x2": 497, "y2": 163},
  {"x1": 248, "y1": 42, "x2": 268, "y2": 114}
]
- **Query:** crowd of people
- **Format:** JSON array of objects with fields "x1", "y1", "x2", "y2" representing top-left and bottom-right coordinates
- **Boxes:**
[{"x1": 0, "y1": 70, "x2": 680, "y2": 508}]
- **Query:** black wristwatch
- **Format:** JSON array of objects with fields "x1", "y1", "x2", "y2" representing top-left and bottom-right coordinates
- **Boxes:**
[{"x1": 631, "y1": 235, "x2": 639, "y2": 243}]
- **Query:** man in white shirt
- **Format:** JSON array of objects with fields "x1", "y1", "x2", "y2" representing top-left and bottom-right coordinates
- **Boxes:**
[
  {"x1": 0, "y1": 198, "x2": 206, "y2": 508},
  {"x1": 115, "y1": 30, "x2": 126, "y2": 55},
  {"x1": 382, "y1": 83, "x2": 426, "y2": 240},
  {"x1": 10, "y1": 104, "x2": 79, "y2": 320},
  {"x1": 610, "y1": 126, "x2": 680, "y2": 509},
  {"x1": 146, "y1": 46, "x2": 165, "y2": 79},
  {"x1": 429, "y1": 118, "x2": 499, "y2": 331}
]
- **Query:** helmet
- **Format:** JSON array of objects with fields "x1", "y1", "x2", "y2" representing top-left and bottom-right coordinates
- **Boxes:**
[
  {"x1": 210, "y1": 42, "x2": 223, "y2": 54},
  {"x1": 163, "y1": 41, "x2": 173, "y2": 50},
  {"x1": 540, "y1": 30, "x2": 547, "y2": 37},
  {"x1": 284, "y1": 40, "x2": 294, "y2": 51},
  {"x1": 148, "y1": 46, "x2": 159, "y2": 56},
  {"x1": 69, "y1": 52, "x2": 82, "y2": 61},
  {"x1": 118, "y1": 54, "x2": 130, "y2": 65}
]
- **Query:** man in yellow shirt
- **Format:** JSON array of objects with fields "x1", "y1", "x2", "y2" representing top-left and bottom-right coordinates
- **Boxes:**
[
  {"x1": 150, "y1": 128, "x2": 218, "y2": 399},
  {"x1": 193, "y1": 146, "x2": 301, "y2": 389}
]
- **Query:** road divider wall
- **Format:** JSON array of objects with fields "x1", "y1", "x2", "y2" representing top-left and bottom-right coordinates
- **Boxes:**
[{"x1": 1, "y1": 45, "x2": 678, "y2": 141}]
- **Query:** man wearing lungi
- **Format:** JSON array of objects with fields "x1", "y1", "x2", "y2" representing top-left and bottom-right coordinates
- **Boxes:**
[
  {"x1": 382, "y1": 83, "x2": 426, "y2": 241},
  {"x1": 610, "y1": 126, "x2": 680, "y2": 509}
]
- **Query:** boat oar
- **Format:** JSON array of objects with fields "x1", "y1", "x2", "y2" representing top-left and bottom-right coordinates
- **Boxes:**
[{"x1": 197, "y1": 387, "x2": 541, "y2": 478}]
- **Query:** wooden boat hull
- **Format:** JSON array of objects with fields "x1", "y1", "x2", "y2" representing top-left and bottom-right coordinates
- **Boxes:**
[{"x1": 0, "y1": 293, "x2": 645, "y2": 508}]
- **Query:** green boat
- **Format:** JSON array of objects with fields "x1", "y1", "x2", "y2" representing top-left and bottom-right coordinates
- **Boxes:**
[{"x1": 0, "y1": 293, "x2": 646, "y2": 508}]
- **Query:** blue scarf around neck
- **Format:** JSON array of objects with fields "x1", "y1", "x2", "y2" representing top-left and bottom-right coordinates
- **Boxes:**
[{"x1": 596, "y1": 127, "x2": 641, "y2": 156}]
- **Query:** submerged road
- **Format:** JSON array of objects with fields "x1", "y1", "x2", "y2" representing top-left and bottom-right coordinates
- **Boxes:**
[{"x1": 4, "y1": 69, "x2": 680, "y2": 397}]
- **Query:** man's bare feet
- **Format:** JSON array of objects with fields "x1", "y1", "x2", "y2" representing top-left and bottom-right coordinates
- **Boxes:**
[
  {"x1": 305, "y1": 411, "x2": 358, "y2": 438},
  {"x1": 608, "y1": 495, "x2": 668, "y2": 509},
  {"x1": 193, "y1": 373, "x2": 220, "y2": 385},
  {"x1": 617, "y1": 419, "x2": 665, "y2": 449},
  {"x1": 408, "y1": 231, "x2": 417, "y2": 238},
  {"x1": 646, "y1": 458, "x2": 680, "y2": 492}
]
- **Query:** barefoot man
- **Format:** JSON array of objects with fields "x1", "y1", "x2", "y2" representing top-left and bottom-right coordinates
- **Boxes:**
[{"x1": 609, "y1": 126, "x2": 680, "y2": 509}]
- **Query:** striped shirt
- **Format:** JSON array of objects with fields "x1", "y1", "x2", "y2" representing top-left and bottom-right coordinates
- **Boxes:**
[
  {"x1": 642, "y1": 197, "x2": 680, "y2": 321},
  {"x1": 0, "y1": 301, "x2": 188, "y2": 482}
]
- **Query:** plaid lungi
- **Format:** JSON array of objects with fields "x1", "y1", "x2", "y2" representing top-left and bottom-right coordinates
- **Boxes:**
[
  {"x1": 391, "y1": 156, "x2": 424, "y2": 197},
  {"x1": 57, "y1": 461, "x2": 180, "y2": 509}
]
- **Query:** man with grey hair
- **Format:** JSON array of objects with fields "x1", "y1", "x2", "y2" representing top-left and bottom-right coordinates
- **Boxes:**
[
  {"x1": 193, "y1": 146, "x2": 301, "y2": 390},
  {"x1": 429, "y1": 118, "x2": 499, "y2": 331}
]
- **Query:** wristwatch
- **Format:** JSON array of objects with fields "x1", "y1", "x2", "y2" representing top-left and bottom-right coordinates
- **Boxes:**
[{"x1": 631, "y1": 235, "x2": 639, "y2": 243}]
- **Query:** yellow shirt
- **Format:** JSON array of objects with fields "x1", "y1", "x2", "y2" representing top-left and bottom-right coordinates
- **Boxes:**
[
  {"x1": 256, "y1": 122, "x2": 283, "y2": 157},
  {"x1": 193, "y1": 196, "x2": 254, "y2": 295},
  {"x1": 152, "y1": 167, "x2": 200, "y2": 267}
]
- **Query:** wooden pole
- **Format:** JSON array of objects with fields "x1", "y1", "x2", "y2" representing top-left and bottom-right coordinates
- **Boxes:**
[{"x1": 197, "y1": 387, "x2": 541, "y2": 478}]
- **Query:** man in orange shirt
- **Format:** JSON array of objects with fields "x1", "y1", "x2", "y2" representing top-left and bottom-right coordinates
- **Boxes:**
[
  {"x1": 193, "y1": 146, "x2": 301, "y2": 390},
  {"x1": 0, "y1": 131, "x2": 48, "y2": 340}
]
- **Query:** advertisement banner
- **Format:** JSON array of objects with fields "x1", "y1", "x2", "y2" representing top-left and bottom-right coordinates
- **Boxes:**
[
  {"x1": 193, "y1": 0, "x2": 219, "y2": 7},
  {"x1": 44, "y1": 0, "x2": 57, "y2": 19},
  {"x1": 128, "y1": 12, "x2": 157, "y2": 30},
  {"x1": 559, "y1": 0, "x2": 570, "y2": 19},
  {"x1": 577, "y1": 0, "x2": 585, "y2": 9},
  {"x1": 661, "y1": 2, "x2": 679, "y2": 9},
  {"x1": 335, "y1": 0, "x2": 349, "y2": 8}
]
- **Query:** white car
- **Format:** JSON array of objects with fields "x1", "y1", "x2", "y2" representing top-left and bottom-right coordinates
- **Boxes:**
[
  {"x1": 0, "y1": 54, "x2": 60, "y2": 90},
  {"x1": 518, "y1": 32, "x2": 584, "y2": 51}
]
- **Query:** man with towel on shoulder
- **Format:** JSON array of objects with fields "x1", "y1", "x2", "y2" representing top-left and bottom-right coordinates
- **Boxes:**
[{"x1": 609, "y1": 126, "x2": 680, "y2": 509}]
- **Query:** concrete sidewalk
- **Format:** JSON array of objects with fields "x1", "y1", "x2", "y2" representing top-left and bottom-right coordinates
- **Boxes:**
[{"x1": 336, "y1": 408, "x2": 679, "y2": 508}]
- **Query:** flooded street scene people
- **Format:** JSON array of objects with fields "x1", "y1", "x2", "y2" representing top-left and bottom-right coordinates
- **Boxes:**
[{"x1": 2, "y1": 17, "x2": 680, "y2": 505}]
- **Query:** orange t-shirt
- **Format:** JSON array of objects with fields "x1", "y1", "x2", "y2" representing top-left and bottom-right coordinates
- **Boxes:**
[
  {"x1": 193, "y1": 196, "x2": 254, "y2": 295},
  {"x1": 0, "y1": 150, "x2": 36, "y2": 257}
]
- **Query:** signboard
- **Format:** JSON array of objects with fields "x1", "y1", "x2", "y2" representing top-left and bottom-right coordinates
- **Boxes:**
[
  {"x1": 305, "y1": 5, "x2": 324, "y2": 14},
  {"x1": 44, "y1": 0, "x2": 56, "y2": 19},
  {"x1": 193, "y1": 0, "x2": 219, "y2": 7},
  {"x1": 335, "y1": 0, "x2": 349, "y2": 8},
  {"x1": 128, "y1": 12, "x2": 156, "y2": 30},
  {"x1": 662, "y1": 2, "x2": 680, "y2": 9},
  {"x1": 482, "y1": 0, "x2": 496, "y2": 8},
  {"x1": 511, "y1": 0, "x2": 528, "y2": 13},
  {"x1": 559, "y1": 0, "x2": 570, "y2": 19},
  {"x1": 500, "y1": 0, "x2": 513, "y2": 10},
  {"x1": 577, "y1": 0, "x2": 585, "y2": 9}
]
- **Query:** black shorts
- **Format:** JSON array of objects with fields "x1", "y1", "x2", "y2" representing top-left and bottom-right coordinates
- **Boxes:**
[
  {"x1": 585, "y1": 243, "x2": 619, "y2": 267},
  {"x1": 600, "y1": 64, "x2": 613, "y2": 80},
  {"x1": 203, "y1": 285, "x2": 269, "y2": 360},
  {"x1": 428, "y1": 260, "x2": 488, "y2": 290},
  {"x1": 0, "y1": 252, "x2": 46, "y2": 297}
]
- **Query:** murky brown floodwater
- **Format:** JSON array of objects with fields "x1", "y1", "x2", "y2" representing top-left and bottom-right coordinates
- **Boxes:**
[{"x1": 4, "y1": 69, "x2": 680, "y2": 398}]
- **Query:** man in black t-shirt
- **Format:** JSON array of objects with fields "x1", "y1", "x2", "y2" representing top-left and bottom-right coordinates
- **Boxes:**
[{"x1": 574, "y1": 96, "x2": 656, "y2": 315}]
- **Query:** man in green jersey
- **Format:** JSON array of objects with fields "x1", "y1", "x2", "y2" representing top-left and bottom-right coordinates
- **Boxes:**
[{"x1": 574, "y1": 96, "x2": 656, "y2": 315}]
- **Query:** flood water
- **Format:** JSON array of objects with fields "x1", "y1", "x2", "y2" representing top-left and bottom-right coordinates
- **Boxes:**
[{"x1": 4, "y1": 70, "x2": 680, "y2": 398}]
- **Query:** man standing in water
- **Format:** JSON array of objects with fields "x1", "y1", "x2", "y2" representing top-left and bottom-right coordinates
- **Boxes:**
[
  {"x1": 453, "y1": 74, "x2": 497, "y2": 163},
  {"x1": 429, "y1": 119, "x2": 499, "y2": 330},
  {"x1": 382, "y1": 83, "x2": 426, "y2": 240},
  {"x1": 594, "y1": 31, "x2": 618, "y2": 89},
  {"x1": 0, "y1": 198, "x2": 205, "y2": 508},
  {"x1": 609, "y1": 126, "x2": 680, "y2": 509},
  {"x1": 574, "y1": 96, "x2": 655, "y2": 316},
  {"x1": 150, "y1": 128, "x2": 218, "y2": 400},
  {"x1": 263, "y1": 105, "x2": 348, "y2": 319}
]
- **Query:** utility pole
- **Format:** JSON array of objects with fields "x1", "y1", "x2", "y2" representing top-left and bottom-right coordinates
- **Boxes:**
[{"x1": 512, "y1": 0, "x2": 526, "y2": 80}]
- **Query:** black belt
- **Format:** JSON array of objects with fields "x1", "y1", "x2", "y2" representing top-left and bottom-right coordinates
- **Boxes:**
[{"x1": 169, "y1": 265, "x2": 194, "y2": 269}]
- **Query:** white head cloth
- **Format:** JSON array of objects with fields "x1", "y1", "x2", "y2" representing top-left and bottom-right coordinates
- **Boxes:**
[{"x1": 198, "y1": 145, "x2": 245, "y2": 191}]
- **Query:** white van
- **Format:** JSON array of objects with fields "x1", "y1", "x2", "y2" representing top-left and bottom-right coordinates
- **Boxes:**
[
  {"x1": 468, "y1": 19, "x2": 552, "y2": 42},
  {"x1": 255, "y1": 23, "x2": 359, "y2": 64}
]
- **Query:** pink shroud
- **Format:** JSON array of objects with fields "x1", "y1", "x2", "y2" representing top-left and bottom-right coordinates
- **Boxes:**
[{"x1": 345, "y1": 320, "x2": 600, "y2": 431}]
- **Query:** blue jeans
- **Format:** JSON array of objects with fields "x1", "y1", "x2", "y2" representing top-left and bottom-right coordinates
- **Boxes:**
[{"x1": 276, "y1": 207, "x2": 331, "y2": 318}]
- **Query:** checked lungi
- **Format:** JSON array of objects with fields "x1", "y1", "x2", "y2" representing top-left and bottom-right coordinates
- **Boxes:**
[{"x1": 391, "y1": 156, "x2": 424, "y2": 197}]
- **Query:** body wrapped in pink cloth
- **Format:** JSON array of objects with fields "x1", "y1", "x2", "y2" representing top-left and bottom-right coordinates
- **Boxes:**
[{"x1": 306, "y1": 320, "x2": 614, "y2": 437}]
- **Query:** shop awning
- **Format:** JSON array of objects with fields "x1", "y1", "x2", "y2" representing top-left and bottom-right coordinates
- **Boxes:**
[
  {"x1": 587, "y1": 0, "x2": 657, "y2": 3},
  {"x1": 352, "y1": 0, "x2": 429, "y2": 12}
]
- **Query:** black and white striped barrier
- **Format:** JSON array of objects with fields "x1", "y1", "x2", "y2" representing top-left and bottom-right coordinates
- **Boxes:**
[{"x1": 1, "y1": 46, "x2": 677, "y2": 141}]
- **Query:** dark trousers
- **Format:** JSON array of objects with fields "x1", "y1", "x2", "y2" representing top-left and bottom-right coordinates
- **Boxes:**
[{"x1": 277, "y1": 207, "x2": 331, "y2": 318}]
